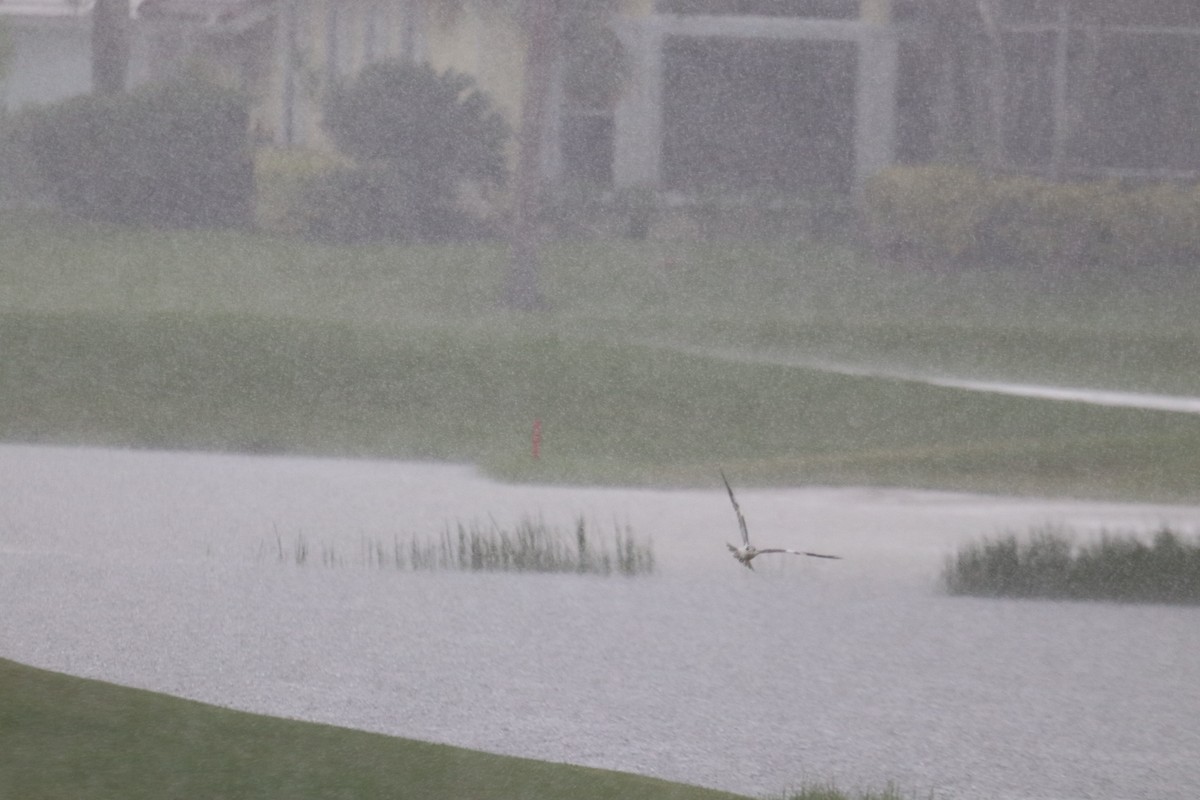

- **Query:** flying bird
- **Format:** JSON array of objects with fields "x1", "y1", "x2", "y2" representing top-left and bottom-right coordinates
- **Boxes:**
[{"x1": 721, "y1": 470, "x2": 841, "y2": 570}]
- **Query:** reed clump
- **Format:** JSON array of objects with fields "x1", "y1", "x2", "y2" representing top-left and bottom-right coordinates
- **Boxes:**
[
  {"x1": 264, "y1": 516, "x2": 654, "y2": 577},
  {"x1": 771, "y1": 781, "x2": 922, "y2": 800},
  {"x1": 943, "y1": 524, "x2": 1200, "y2": 605}
]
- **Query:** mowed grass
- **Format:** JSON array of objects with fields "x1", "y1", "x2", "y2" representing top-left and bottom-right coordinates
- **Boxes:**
[
  {"x1": 3, "y1": 309, "x2": 1199, "y2": 499},
  {"x1": 0, "y1": 658, "x2": 746, "y2": 800},
  {"x1": 4, "y1": 210, "x2": 1200, "y2": 394},
  {"x1": 3, "y1": 211, "x2": 1200, "y2": 500},
  {"x1": 0, "y1": 655, "x2": 913, "y2": 800}
]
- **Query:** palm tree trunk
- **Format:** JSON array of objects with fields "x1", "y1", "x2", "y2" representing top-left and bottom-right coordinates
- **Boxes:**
[
  {"x1": 975, "y1": 0, "x2": 1008, "y2": 171},
  {"x1": 503, "y1": 0, "x2": 559, "y2": 311},
  {"x1": 92, "y1": 0, "x2": 130, "y2": 96}
]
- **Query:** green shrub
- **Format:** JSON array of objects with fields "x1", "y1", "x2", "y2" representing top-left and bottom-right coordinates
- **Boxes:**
[
  {"x1": 1109, "y1": 182, "x2": 1200, "y2": 266},
  {"x1": 254, "y1": 147, "x2": 406, "y2": 242},
  {"x1": 865, "y1": 165, "x2": 1200, "y2": 269},
  {"x1": 0, "y1": 112, "x2": 51, "y2": 207},
  {"x1": 943, "y1": 525, "x2": 1200, "y2": 604},
  {"x1": 614, "y1": 184, "x2": 658, "y2": 240},
  {"x1": 27, "y1": 94, "x2": 124, "y2": 217},
  {"x1": 534, "y1": 180, "x2": 614, "y2": 239},
  {"x1": 864, "y1": 165, "x2": 989, "y2": 261},
  {"x1": 296, "y1": 163, "x2": 426, "y2": 244},
  {"x1": 252, "y1": 146, "x2": 354, "y2": 235},
  {"x1": 255, "y1": 145, "x2": 494, "y2": 244},
  {"x1": 316, "y1": 60, "x2": 509, "y2": 242},
  {"x1": 984, "y1": 177, "x2": 1118, "y2": 267},
  {"x1": 27, "y1": 74, "x2": 252, "y2": 229}
]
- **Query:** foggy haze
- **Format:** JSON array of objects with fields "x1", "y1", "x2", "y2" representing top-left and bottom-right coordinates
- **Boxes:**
[{"x1": 2, "y1": 2, "x2": 1200, "y2": 799}]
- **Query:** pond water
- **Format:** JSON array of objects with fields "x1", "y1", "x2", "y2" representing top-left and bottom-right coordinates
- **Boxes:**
[{"x1": 2, "y1": 444, "x2": 1198, "y2": 800}]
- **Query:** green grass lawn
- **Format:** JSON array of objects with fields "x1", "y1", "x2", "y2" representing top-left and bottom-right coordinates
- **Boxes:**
[
  {"x1": 1, "y1": 658, "x2": 905, "y2": 800},
  {"x1": 4, "y1": 310, "x2": 1199, "y2": 497},
  {"x1": 3, "y1": 211, "x2": 1200, "y2": 500},
  {"x1": 0, "y1": 658, "x2": 747, "y2": 800}
]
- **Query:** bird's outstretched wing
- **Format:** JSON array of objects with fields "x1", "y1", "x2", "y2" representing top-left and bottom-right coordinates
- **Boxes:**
[
  {"x1": 720, "y1": 470, "x2": 750, "y2": 548},
  {"x1": 758, "y1": 548, "x2": 842, "y2": 560}
]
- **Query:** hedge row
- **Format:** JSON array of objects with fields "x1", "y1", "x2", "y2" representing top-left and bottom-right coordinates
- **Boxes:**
[
  {"x1": 253, "y1": 148, "x2": 498, "y2": 244},
  {"x1": 255, "y1": 60, "x2": 507, "y2": 243},
  {"x1": 26, "y1": 75, "x2": 253, "y2": 229},
  {"x1": 865, "y1": 165, "x2": 1200, "y2": 268}
]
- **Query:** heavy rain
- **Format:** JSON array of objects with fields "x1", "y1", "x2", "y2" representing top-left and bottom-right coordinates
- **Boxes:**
[{"x1": 2, "y1": 2, "x2": 1199, "y2": 800}]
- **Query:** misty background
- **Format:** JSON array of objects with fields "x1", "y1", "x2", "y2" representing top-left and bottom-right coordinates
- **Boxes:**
[{"x1": 2, "y1": 3, "x2": 1200, "y2": 800}]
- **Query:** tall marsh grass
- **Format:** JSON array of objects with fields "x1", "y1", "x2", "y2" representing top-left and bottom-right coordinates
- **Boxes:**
[
  {"x1": 943, "y1": 525, "x2": 1200, "y2": 605},
  {"x1": 778, "y1": 784, "x2": 923, "y2": 800},
  {"x1": 263, "y1": 516, "x2": 654, "y2": 577}
]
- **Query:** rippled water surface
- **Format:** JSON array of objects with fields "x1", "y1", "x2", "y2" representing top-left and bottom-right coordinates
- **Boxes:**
[{"x1": 3, "y1": 445, "x2": 1199, "y2": 800}]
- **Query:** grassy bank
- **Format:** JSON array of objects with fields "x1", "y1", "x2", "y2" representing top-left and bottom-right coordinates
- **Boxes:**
[
  {"x1": 0, "y1": 658, "x2": 744, "y2": 800},
  {"x1": 1, "y1": 658, "x2": 915, "y2": 800},
  {"x1": 943, "y1": 526, "x2": 1200, "y2": 604},
  {"x1": 4, "y1": 309, "x2": 1199, "y2": 499},
  {"x1": 3, "y1": 211, "x2": 1200, "y2": 499}
]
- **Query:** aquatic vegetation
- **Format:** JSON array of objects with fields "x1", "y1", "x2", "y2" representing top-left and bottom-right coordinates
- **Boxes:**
[
  {"x1": 770, "y1": 781, "x2": 926, "y2": 800},
  {"x1": 942, "y1": 524, "x2": 1200, "y2": 605},
  {"x1": 263, "y1": 516, "x2": 654, "y2": 577}
]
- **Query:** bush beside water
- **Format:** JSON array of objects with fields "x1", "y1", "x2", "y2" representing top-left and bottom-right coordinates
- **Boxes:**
[
  {"x1": 266, "y1": 517, "x2": 654, "y2": 577},
  {"x1": 943, "y1": 525, "x2": 1200, "y2": 605}
]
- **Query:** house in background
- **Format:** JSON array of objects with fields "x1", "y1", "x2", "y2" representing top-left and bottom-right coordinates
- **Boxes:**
[
  {"x1": 0, "y1": 1, "x2": 522, "y2": 152},
  {"x1": 952, "y1": 1, "x2": 1200, "y2": 181},
  {"x1": 136, "y1": 0, "x2": 276, "y2": 134},
  {"x1": 0, "y1": 0, "x2": 114, "y2": 111},
  {"x1": 262, "y1": 0, "x2": 428, "y2": 148},
  {"x1": 258, "y1": 0, "x2": 901, "y2": 194},
  {"x1": 0, "y1": 0, "x2": 899, "y2": 194},
  {"x1": 605, "y1": 0, "x2": 1200, "y2": 193},
  {"x1": 4, "y1": 0, "x2": 1200, "y2": 199},
  {"x1": 0, "y1": 0, "x2": 274, "y2": 113},
  {"x1": 612, "y1": 0, "x2": 900, "y2": 194}
]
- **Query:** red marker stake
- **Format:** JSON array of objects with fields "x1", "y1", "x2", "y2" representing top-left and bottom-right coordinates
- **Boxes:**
[{"x1": 532, "y1": 419, "x2": 542, "y2": 460}]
